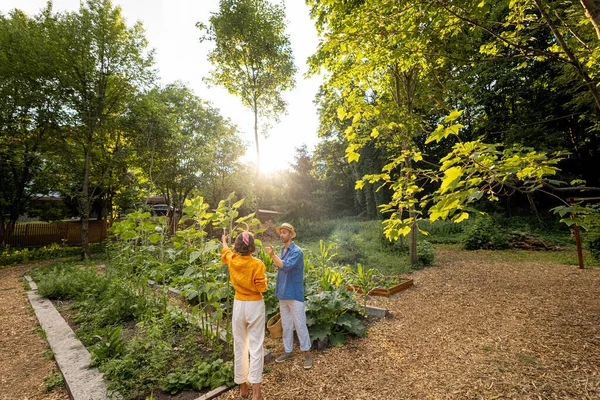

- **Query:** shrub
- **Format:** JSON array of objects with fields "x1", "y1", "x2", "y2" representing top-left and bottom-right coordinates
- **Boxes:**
[
  {"x1": 0, "y1": 243, "x2": 103, "y2": 267},
  {"x1": 35, "y1": 264, "x2": 102, "y2": 300},
  {"x1": 461, "y1": 216, "x2": 509, "y2": 250},
  {"x1": 417, "y1": 240, "x2": 435, "y2": 267},
  {"x1": 589, "y1": 235, "x2": 600, "y2": 262}
]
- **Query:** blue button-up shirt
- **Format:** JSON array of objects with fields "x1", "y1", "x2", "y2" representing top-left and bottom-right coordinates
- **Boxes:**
[{"x1": 275, "y1": 242, "x2": 305, "y2": 302}]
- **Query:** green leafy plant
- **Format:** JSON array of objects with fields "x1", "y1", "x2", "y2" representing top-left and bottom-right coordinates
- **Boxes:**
[
  {"x1": 588, "y1": 235, "x2": 600, "y2": 262},
  {"x1": 461, "y1": 216, "x2": 509, "y2": 250},
  {"x1": 90, "y1": 325, "x2": 125, "y2": 365},
  {"x1": 44, "y1": 369, "x2": 65, "y2": 392},
  {"x1": 416, "y1": 240, "x2": 435, "y2": 267},
  {"x1": 0, "y1": 243, "x2": 96, "y2": 267},
  {"x1": 344, "y1": 263, "x2": 380, "y2": 310},
  {"x1": 163, "y1": 359, "x2": 234, "y2": 394}
]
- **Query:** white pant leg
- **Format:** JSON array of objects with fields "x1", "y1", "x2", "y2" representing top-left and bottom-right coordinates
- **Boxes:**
[
  {"x1": 232, "y1": 299, "x2": 249, "y2": 384},
  {"x1": 279, "y1": 300, "x2": 295, "y2": 353},
  {"x1": 247, "y1": 300, "x2": 265, "y2": 384},
  {"x1": 289, "y1": 300, "x2": 311, "y2": 351}
]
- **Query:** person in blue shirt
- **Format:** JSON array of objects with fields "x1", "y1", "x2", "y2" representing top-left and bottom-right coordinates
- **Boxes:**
[{"x1": 265, "y1": 222, "x2": 313, "y2": 369}]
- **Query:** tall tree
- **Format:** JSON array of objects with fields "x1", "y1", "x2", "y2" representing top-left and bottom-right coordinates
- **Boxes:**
[
  {"x1": 308, "y1": 0, "x2": 600, "y2": 251},
  {"x1": 0, "y1": 8, "x2": 62, "y2": 246},
  {"x1": 308, "y1": 0, "x2": 455, "y2": 264},
  {"x1": 128, "y1": 83, "x2": 246, "y2": 219},
  {"x1": 198, "y1": 0, "x2": 297, "y2": 179},
  {"x1": 51, "y1": 0, "x2": 154, "y2": 255},
  {"x1": 283, "y1": 145, "x2": 320, "y2": 220}
]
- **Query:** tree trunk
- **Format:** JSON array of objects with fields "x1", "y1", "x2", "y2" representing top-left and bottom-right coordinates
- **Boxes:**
[
  {"x1": 526, "y1": 193, "x2": 544, "y2": 227},
  {"x1": 0, "y1": 214, "x2": 4, "y2": 247},
  {"x1": 80, "y1": 130, "x2": 93, "y2": 258},
  {"x1": 253, "y1": 96, "x2": 260, "y2": 210},
  {"x1": 580, "y1": 0, "x2": 600, "y2": 39},
  {"x1": 0, "y1": 216, "x2": 15, "y2": 247},
  {"x1": 409, "y1": 208, "x2": 418, "y2": 266},
  {"x1": 364, "y1": 183, "x2": 377, "y2": 219}
]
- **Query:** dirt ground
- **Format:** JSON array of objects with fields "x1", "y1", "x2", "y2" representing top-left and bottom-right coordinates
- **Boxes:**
[
  {"x1": 0, "y1": 263, "x2": 69, "y2": 400},
  {"x1": 2, "y1": 249, "x2": 600, "y2": 400},
  {"x1": 217, "y1": 249, "x2": 600, "y2": 400}
]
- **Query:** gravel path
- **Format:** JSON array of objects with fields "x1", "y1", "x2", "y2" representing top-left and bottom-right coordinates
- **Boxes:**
[
  {"x1": 0, "y1": 263, "x2": 69, "y2": 400},
  {"x1": 217, "y1": 249, "x2": 600, "y2": 400}
]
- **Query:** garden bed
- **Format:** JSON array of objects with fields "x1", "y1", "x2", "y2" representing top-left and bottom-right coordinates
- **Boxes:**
[{"x1": 347, "y1": 277, "x2": 414, "y2": 297}]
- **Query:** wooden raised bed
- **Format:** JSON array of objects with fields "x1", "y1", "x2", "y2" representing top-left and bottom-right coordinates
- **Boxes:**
[{"x1": 347, "y1": 278, "x2": 414, "y2": 297}]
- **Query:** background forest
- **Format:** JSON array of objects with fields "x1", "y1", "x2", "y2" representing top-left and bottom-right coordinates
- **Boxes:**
[{"x1": 1, "y1": 0, "x2": 600, "y2": 266}]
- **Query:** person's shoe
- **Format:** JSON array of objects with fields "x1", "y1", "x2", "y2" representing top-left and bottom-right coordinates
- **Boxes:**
[
  {"x1": 275, "y1": 352, "x2": 294, "y2": 363},
  {"x1": 303, "y1": 353, "x2": 313, "y2": 369}
]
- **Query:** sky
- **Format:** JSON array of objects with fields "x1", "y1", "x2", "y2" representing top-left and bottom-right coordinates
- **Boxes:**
[{"x1": 1, "y1": 0, "x2": 323, "y2": 174}]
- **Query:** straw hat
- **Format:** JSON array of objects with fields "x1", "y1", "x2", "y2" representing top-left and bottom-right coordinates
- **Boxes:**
[{"x1": 276, "y1": 222, "x2": 296, "y2": 238}]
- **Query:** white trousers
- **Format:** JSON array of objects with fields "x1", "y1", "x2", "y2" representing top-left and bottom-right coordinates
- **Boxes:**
[
  {"x1": 232, "y1": 299, "x2": 265, "y2": 384},
  {"x1": 279, "y1": 299, "x2": 311, "y2": 353}
]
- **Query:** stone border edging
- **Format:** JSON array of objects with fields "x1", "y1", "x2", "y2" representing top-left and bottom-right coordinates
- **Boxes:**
[
  {"x1": 25, "y1": 274, "x2": 233, "y2": 400},
  {"x1": 25, "y1": 275, "x2": 111, "y2": 400}
]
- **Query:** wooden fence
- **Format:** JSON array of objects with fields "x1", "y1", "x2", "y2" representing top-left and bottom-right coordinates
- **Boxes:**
[{"x1": 2, "y1": 220, "x2": 108, "y2": 248}]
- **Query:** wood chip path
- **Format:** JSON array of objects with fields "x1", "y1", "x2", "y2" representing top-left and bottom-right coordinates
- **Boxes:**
[
  {"x1": 0, "y1": 263, "x2": 69, "y2": 400},
  {"x1": 217, "y1": 249, "x2": 600, "y2": 400}
]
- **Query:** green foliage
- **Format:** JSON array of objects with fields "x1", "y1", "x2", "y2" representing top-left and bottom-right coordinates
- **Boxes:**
[
  {"x1": 198, "y1": 0, "x2": 296, "y2": 174},
  {"x1": 344, "y1": 263, "x2": 380, "y2": 310},
  {"x1": 127, "y1": 84, "x2": 246, "y2": 213},
  {"x1": 291, "y1": 219, "x2": 336, "y2": 243},
  {"x1": 299, "y1": 218, "x2": 412, "y2": 275},
  {"x1": 417, "y1": 220, "x2": 468, "y2": 244},
  {"x1": 307, "y1": 0, "x2": 600, "y2": 257},
  {"x1": 0, "y1": 8, "x2": 64, "y2": 237},
  {"x1": 33, "y1": 259, "x2": 232, "y2": 399},
  {"x1": 90, "y1": 326, "x2": 125, "y2": 366},
  {"x1": 416, "y1": 240, "x2": 435, "y2": 267},
  {"x1": 44, "y1": 369, "x2": 65, "y2": 392},
  {"x1": 34, "y1": 264, "x2": 104, "y2": 300},
  {"x1": 305, "y1": 286, "x2": 366, "y2": 346},
  {"x1": 462, "y1": 216, "x2": 509, "y2": 250},
  {"x1": 0, "y1": 243, "x2": 88, "y2": 267},
  {"x1": 588, "y1": 236, "x2": 600, "y2": 262},
  {"x1": 552, "y1": 203, "x2": 600, "y2": 232},
  {"x1": 163, "y1": 359, "x2": 234, "y2": 394}
]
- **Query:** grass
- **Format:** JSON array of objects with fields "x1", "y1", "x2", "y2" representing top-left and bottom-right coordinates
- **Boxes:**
[
  {"x1": 517, "y1": 353, "x2": 543, "y2": 369},
  {"x1": 435, "y1": 243, "x2": 600, "y2": 267},
  {"x1": 296, "y1": 218, "x2": 413, "y2": 275},
  {"x1": 291, "y1": 216, "x2": 600, "y2": 274}
]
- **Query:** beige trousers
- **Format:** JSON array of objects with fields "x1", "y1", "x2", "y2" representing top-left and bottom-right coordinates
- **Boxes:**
[{"x1": 232, "y1": 299, "x2": 265, "y2": 384}]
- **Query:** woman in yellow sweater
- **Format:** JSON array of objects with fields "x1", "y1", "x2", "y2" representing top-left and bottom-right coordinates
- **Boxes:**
[{"x1": 221, "y1": 231, "x2": 267, "y2": 400}]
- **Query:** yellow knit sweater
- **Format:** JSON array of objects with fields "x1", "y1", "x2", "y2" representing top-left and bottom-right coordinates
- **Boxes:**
[{"x1": 221, "y1": 248, "x2": 267, "y2": 300}]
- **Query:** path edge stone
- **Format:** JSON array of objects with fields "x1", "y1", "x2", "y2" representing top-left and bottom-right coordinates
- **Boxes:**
[{"x1": 25, "y1": 275, "x2": 111, "y2": 400}]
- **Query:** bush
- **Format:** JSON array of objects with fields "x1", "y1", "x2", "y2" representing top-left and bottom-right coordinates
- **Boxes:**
[
  {"x1": 461, "y1": 216, "x2": 509, "y2": 250},
  {"x1": 0, "y1": 243, "x2": 104, "y2": 267},
  {"x1": 417, "y1": 240, "x2": 435, "y2": 267},
  {"x1": 35, "y1": 264, "x2": 102, "y2": 300},
  {"x1": 418, "y1": 219, "x2": 468, "y2": 244},
  {"x1": 589, "y1": 235, "x2": 600, "y2": 262}
]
